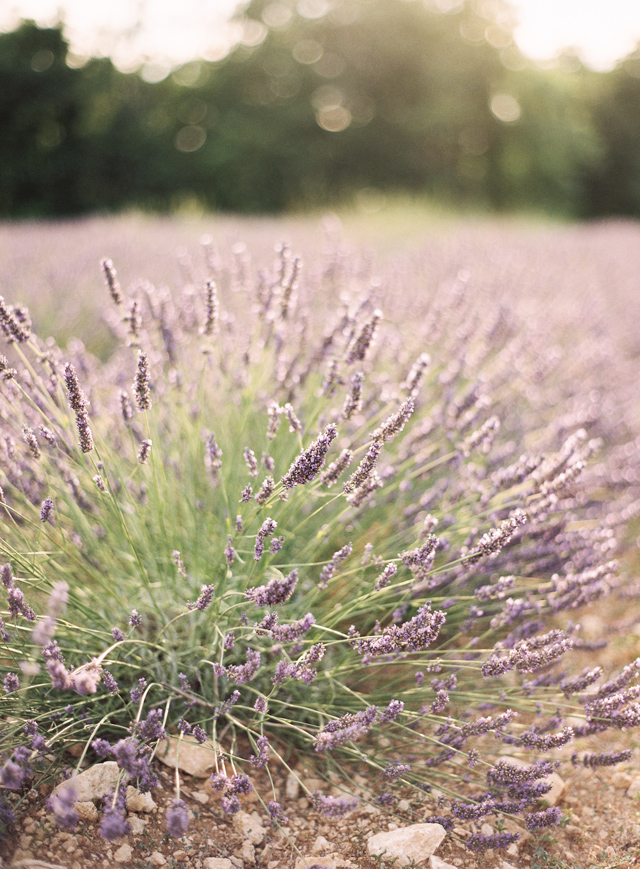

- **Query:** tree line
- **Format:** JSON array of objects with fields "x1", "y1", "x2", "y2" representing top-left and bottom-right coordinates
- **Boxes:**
[{"x1": 1, "y1": 0, "x2": 639, "y2": 218}]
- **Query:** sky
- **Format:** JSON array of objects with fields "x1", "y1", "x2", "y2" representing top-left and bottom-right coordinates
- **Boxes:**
[{"x1": 1, "y1": 0, "x2": 639, "y2": 71}]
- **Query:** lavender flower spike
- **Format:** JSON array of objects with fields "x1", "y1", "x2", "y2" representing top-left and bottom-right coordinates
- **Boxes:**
[
  {"x1": 281, "y1": 424, "x2": 337, "y2": 489},
  {"x1": 133, "y1": 350, "x2": 151, "y2": 410}
]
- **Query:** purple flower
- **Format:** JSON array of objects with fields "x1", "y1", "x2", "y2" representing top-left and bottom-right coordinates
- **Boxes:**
[
  {"x1": 133, "y1": 350, "x2": 151, "y2": 410},
  {"x1": 187, "y1": 583, "x2": 216, "y2": 611},
  {"x1": 129, "y1": 610, "x2": 142, "y2": 628},
  {"x1": 246, "y1": 569, "x2": 299, "y2": 607},
  {"x1": 40, "y1": 497, "x2": 54, "y2": 523},
  {"x1": 100, "y1": 804, "x2": 130, "y2": 841},
  {"x1": 129, "y1": 677, "x2": 147, "y2": 703},
  {"x1": 319, "y1": 543, "x2": 352, "y2": 588},
  {"x1": 225, "y1": 649, "x2": 261, "y2": 684},
  {"x1": 313, "y1": 793, "x2": 359, "y2": 817},
  {"x1": 3, "y1": 672, "x2": 19, "y2": 693},
  {"x1": 192, "y1": 726, "x2": 207, "y2": 744},
  {"x1": 166, "y1": 799, "x2": 189, "y2": 837},
  {"x1": 1, "y1": 760, "x2": 25, "y2": 790},
  {"x1": 102, "y1": 671, "x2": 119, "y2": 694},
  {"x1": 224, "y1": 536, "x2": 236, "y2": 566},
  {"x1": 111, "y1": 627, "x2": 125, "y2": 641},
  {"x1": 48, "y1": 782, "x2": 78, "y2": 830},
  {"x1": 281, "y1": 424, "x2": 337, "y2": 489}
]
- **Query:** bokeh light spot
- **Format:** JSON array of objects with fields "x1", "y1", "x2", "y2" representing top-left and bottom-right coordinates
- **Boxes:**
[
  {"x1": 175, "y1": 125, "x2": 207, "y2": 152},
  {"x1": 490, "y1": 93, "x2": 521, "y2": 123}
]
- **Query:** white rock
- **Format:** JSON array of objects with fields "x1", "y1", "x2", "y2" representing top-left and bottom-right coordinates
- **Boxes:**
[
  {"x1": 54, "y1": 761, "x2": 120, "y2": 802},
  {"x1": 500, "y1": 755, "x2": 565, "y2": 806},
  {"x1": 627, "y1": 775, "x2": 640, "y2": 798},
  {"x1": 156, "y1": 736, "x2": 219, "y2": 777},
  {"x1": 498, "y1": 862, "x2": 519, "y2": 869},
  {"x1": 240, "y1": 841, "x2": 256, "y2": 863},
  {"x1": 203, "y1": 860, "x2": 233, "y2": 869},
  {"x1": 75, "y1": 800, "x2": 98, "y2": 822},
  {"x1": 126, "y1": 786, "x2": 156, "y2": 812},
  {"x1": 295, "y1": 858, "x2": 338, "y2": 869},
  {"x1": 285, "y1": 770, "x2": 301, "y2": 801},
  {"x1": 150, "y1": 852, "x2": 167, "y2": 866},
  {"x1": 127, "y1": 814, "x2": 147, "y2": 835},
  {"x1": 312, "y1": 835, "x2": 331, "y2": 853},
  {"x1": 232, "y1": 809, "x2": 267, "y2": 844},
  {"x1": 398, "y1": 799, "x2": 411, "y2": 812},
  {"x1": 430, "y1": 857, "x2": 460, "y2": 869},
  {"x1": 367, "y1": 824, "x2": 447, "y2": 866},
  {"x1": 114, "y1": 843, "x2": 133, "y2": 863}
]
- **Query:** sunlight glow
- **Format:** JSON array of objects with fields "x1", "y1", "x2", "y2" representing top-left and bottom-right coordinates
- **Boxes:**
[{"x1": 1, "y1": 0, "x2": 639, "y2": 70}]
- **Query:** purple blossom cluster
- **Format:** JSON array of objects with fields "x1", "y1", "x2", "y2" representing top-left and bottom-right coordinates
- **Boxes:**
[
  {"x1": 281, "y1": 424, "x2": 337, "y2": 488},
  {"x1": 246, "y1": 568, "x2": 299, "y2": 606},
  {"x1": 318, "y1": 543, "x2": 352, "y2": 588},
  {"x1": 352, "y1": 603, "x2": 446, "y2": 659}
]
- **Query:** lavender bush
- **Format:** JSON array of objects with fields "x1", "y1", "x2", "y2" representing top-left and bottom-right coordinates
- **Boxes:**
[{"x1": 1, "y1": 230, "x2": 639, "y2": 853}]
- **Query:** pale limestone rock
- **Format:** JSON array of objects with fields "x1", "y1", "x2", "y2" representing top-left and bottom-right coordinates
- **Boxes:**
[
  {"x1": 627, "y1": 776, "x2": 640, "y2": 798},
  {"x1": 498, "y1": 862, "x2": 519, "y2": 869},
  {"x1": 239, "y1": 841, "x2": 255, "y2": 863},
  {"x1": 285, "y1": 770, "x2": 301, "y2": 800},
  {"x1": 54, "y1": 761, "x2": 120, "y2": 802},
  {"x1": 192, "y1": 791, "x2": 210, "y2": 805},
  {"x1": 156, "y1": 736, "x2": 219, "y2": 777},
  {"x1": 232, "y1": 809, "x2": 267, "y2": 844},
  {"x1": 430, "y1": 857, "x2": 460, "y2": 869},
  {"x1": 500, "y1": 755, "x2": 565, "y2": 806},
  {"x1": 126, "y1": 786, "x2": 156, "y2": 812},
  {"x1": 149, "y1": 853, "x2": 167, "y2": 866},
  {"x1": 203, "y1": 859, "x2": 233, "y2": 869},
  {"x1": 113, "y1": 843, "x2": 133, "y2": 863},
  {"x1": 127, "y1": 814, "x2": 147, "y2": 835},
  {"x1": 75, "y1": 800, "x2": 98, "y2": 822},
  {"x1": 398, "y1": 799, "x2": 411, "y2": 812},
  {"x1": 312, "y1": 835, "x2": 332, "y2": 852},
  {"x1": 367, "y1": 824, "x2": 447, "y2": 866},
  {"x1": 295, "y1": 857, "x2": 338, "y2": 869}
]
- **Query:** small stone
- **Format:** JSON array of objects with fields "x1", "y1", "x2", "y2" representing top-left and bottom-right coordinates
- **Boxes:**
[
  {"x1": 507, "y1": 843, "x2": 519, "y2": 857},
  {"x1": 498, "y1": 862, "x2": 519, "y2": 869},
  {"x1": 232, "y1": 810, "x2": 267, "y2": 844},
  {"x1": 126, "y1": 786, "x2": 156, "y2": 812},
  {"x1": 156, "y1": 736, "x2": 219, "y2": 778},
  {"x1": 114, "y1": 843, "x2": 133, "y2": 863},
  {"x1": 430, "y1": 857, "x2": 460, "y2": 869},
  {"x1": 150, "y1": 852, "x2": 167, "y2": 866},
  {"x1": 627, "y1": 776, "x2": 640, "y2": 798},
  {"x1": 55, "y1": 761, "x2": 120, "y2": 802},
  {"x1": 128, "y1": 814, "x2": 147, "y2": 835},
  {"x1": 75, "y1": 800, "x2": 99, "y2": 822},
  {"x1": 240, "y1": 841, "x2": 256, "y2": 863},
  {"x1": 203, "y1": 860, "x2": 233, "y2": 869},
  {"x1": 286, "y1": 770, "x2": 301, "y2": 801},
  {"x1": 611, "y1": 771, "x2": 633, "y2": 789},
  {"x1": 295, "y1": 858, "x2": 338, "y2": 869},
  {"x1": 193, "y1": 792, "x2": 210, "y2": 805},
  {"x1": 367, "y1": 824, "x2": 447, "y2": 866},
  {"x1": 312, "y1": 835, "x2": 331, "y2": 852},
  {"x1": 173, "y1": 850, "x2": 188, "y2": 861},
  {"x1": 398, "y1": 799, "x2": 411, "y2": 812}
]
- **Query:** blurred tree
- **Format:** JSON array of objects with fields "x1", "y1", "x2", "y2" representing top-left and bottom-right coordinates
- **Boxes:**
[
  {"x1": 585, "y1": 47, "x2": 640, "y2": 216},
  {"x1": 1, "y1": 9, "x2": 639, "y2": 218}
]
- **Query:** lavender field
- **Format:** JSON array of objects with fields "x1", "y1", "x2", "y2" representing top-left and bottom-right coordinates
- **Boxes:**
[{"x1": 2, "y1": 213, "x2": 640, "y2": 868}]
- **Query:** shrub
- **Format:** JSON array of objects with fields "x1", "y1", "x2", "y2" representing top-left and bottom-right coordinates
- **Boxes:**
[{"x1": 0, "y1": 238, "x2": 638, "y2": 851}]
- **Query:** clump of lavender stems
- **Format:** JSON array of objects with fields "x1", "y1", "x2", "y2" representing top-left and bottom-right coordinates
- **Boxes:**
[{"x1": 0, "y1": 231, "x2": 639, "y2": 850}]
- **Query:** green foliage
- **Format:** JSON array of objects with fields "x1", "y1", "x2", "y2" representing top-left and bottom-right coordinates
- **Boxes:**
[{"x1": 1, "y1": 6, "x2": 640, "y2": 217}]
